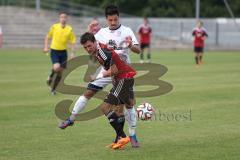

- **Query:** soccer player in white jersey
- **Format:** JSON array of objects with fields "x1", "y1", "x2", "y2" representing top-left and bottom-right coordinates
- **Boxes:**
[{"x1": 59, "y1": 5, "x2": 141, "y2": 148}]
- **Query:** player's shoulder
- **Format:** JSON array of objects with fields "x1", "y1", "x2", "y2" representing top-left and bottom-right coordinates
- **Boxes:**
[
  {"x1": 65, "y1": 24, "x2": 74, "y2": 31},
  {"x1": 97, "y1": 27, "x2": 107, "y2": 33},
  {"x1": 201, "y1": 27, "x2": 207, "y2": 32},
  {"x1": 120, "y1": 25, "x2": 133, "y2": 32},
  {"x1": 94, "y1": 27, "x2": 106, "y2": 38},
  {"x1": 51, "y1": 23, "x2": 59, "y2": 28},
  {"x1": 192, "y1": 27, "x2": 198, "y2": 31}
]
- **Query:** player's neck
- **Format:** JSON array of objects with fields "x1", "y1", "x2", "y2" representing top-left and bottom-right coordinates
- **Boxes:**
[
  {"x1": 60, "y1": 23, "x2": 66, "y2": 28},
  {"x1": 109, "y1": 24, "x2": 121, "y2": 30}
]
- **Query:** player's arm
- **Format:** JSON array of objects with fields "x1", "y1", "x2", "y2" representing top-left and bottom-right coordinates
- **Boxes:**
[
  {"x1": 44, "y1": 35, "x2": 51, "y2": 53},
  {"x1": 202, "y1": 29, "x2": 208, "y2": 40},
  {"x1": 127, "y1": 28, "x2": 141, "y2": 54},
  {"x1": 129, "y1": 43, "x2": 141, "y2": 54},
  {"x1": 191, "y1": 29, "x2": 196, "y2": 41},
  {"x1": 103, "y1": 64, "x2": 118, "y2": 77},
  {"x1": 69, "y1": 29, "x2": 77, "y2": 59},
  {"x1": 43, "y1": 25, "x2": 53, "y2": 54}
]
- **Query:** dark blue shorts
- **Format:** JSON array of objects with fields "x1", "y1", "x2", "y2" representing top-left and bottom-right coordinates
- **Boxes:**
[
  {"x1": 50, "y1": 49, "x2": 67, "y2": 68},
  {"x1": 194, "y1": 47, "x2": 204, "y2": 53}
]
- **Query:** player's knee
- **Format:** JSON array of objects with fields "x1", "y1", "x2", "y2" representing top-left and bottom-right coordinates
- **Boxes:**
[
  {"x1": 53, "y1": 64, "x2": 62, "y2": 72},
  {"x1": 100, "y1": 102, "x2": 111, "y2": 115},
  {"x1": 84, "y1": 90, "x2": 96, "y2": 99}
]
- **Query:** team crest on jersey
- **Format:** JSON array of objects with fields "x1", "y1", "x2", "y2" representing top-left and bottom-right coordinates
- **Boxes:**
[{"x1": 108, "y1": 40, "x2": 117, "y2": 49}]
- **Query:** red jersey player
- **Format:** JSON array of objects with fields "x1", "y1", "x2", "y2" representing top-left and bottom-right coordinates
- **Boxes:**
[
  {"x1": 192, "y1": 20, "x2": 208, "y2": 66},
  {"x1": 80, "y1": 32, "x2": 137, "y2": 149},
  {"x1": 137, "y1": 17, "x2": 152, "y2": 63}
]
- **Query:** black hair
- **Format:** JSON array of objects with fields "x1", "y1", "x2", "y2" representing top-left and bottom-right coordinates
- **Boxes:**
[
  {"x1": 59, "y1": 11, "x2": 68, "y2": 16},
  {"x1": 80, "y1": 32, "x2": 96, "y2": 44},
  {"x1": 105, "y1": 4, "x2": 119, "y2": 17}
]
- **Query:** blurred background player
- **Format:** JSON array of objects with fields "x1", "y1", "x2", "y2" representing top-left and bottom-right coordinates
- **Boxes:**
[
  {"x1": 87, "y1": 18, "x2": 101, "y2": 64},
  {"x1": 59, "y1": 5, "x2": 141, "y2": 148},
  {"x1": 192, "y1": 20, "x2": 208, "y2": 66},
  {"x1": 88, "y1": 18, "x2": 101, "y2": 34},
  {"x1": 0, "y1": 25, "x2": 2, "y2": 48},
  {"x1": 137, "y1": 17, "x2": 152, "y2": 63},
  {"x1": 43, "y1": 11, "x2": 76, "y2": 95}
]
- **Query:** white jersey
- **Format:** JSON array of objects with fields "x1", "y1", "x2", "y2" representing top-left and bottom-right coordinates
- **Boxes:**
[
  {"x1": 95, "y1": 25, "x2": 139, "y2": 64},
  {"x1": 0, "y1": 26, "x2": 2, "y2": 35}
]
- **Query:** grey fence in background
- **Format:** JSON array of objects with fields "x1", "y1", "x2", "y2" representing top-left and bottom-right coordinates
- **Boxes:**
[{"x1": 0, "y1": 5, "x2": 240, "y2": 50}]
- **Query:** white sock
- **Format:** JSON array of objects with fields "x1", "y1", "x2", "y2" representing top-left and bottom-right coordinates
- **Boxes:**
[
  {"x1": 125, "y1": 107, "x2": 137, "y2": 136},
  {"x1": 70, "y1": 96, "x2": 88, "y2": 120}
]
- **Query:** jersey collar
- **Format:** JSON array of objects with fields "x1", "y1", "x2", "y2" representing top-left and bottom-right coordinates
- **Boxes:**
[{"x1": 108, "y1": 24, "x2": 121, "y2": 31}]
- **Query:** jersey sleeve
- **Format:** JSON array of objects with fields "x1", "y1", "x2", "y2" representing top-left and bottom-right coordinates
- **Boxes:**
[
  {"x1": 98, "y1": 48, "x2": 113, "y2": 70},
  {"x1": 47, "y1": 25, "x2": 54, "y2": 38},
  {"x1": 192, "y1": 29, "x2": 196, "y2": 36},
  {"x1": 0, "y1": 26, "x2": 2, "y2": 35},
  {"x1": 128, "y1": 27, "x2": 139, "y2": 45},
  {"x1": 203, "y1": 28, "x2": 208, "y2": 37},
  {"x1": 137, "y1": 25, "x2": 142, "y2": 34},
  {"x1": 94, "y1": 29, "x2": 105, "y2": 44},
  {"x1": 69, "y1": 29, "x2": 76, "y2": 44}
]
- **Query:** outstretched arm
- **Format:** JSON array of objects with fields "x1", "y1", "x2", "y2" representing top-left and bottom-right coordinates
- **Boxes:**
[{"x1": 43, "y1": 35, "x2": 50, "y2": 54}]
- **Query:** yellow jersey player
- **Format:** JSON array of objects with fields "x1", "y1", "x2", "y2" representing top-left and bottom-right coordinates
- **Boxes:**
[{"x1": 43, "y1": 11, "x2": 76, "y2": 95}]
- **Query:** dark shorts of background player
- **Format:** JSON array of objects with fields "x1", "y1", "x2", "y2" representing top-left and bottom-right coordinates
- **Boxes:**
[
  {"x1": 194, "y1": 47, "x2": 204, "y2": 53},
  {"x1": 140, "y1": 43, "x2": 150, "y2": 50},
  {"x1": 50, "y1": 49, "x2": 67, "y2": 68},
  {"x1": 104, "y1": 78, "x2": 134, "y2": 106}
]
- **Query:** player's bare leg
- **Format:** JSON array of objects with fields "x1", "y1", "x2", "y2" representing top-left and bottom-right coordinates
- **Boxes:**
[
  {"x1": 194, "y1": 52, "x2": 200, "y2": 67},
  {"x1": 140, "y1": 48, "x2": 144, "y2": 63},
  {"x1": 146, "y1": 47, "x2": 151, "y2": 63},
  {"x1": 199, "y1": 52, "x2": 204, "y2": 64},
  {"x1": 49, "y1": 63, "x2": 64, "y2": 95}
]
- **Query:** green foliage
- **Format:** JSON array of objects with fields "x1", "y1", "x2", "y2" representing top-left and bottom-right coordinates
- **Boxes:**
[{"x1": 70, "y1": 0, "x2": 240, "y2": 17}]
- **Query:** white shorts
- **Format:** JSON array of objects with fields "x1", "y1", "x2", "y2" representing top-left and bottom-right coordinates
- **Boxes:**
[{"x1": 87, "y1": 67, "x2": 112, "y2": 91}]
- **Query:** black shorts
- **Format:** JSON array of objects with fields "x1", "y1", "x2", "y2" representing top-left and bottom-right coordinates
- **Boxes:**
[
  {"x1": 194, "y1": 47, "x2": 204, "y2": 53},
  {"x1": 104, "y1": 78, "x2": 134, "y2": 106},
  {"x1": 140, "y1": 43, "x2": 150, "y2": 49},
  {"x1": 50, "y1": 49, "x2": 67, "y2": 68}
]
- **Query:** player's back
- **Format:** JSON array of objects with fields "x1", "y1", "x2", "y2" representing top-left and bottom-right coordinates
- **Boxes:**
[{"x1": 97, "y1": 43, "x2": 136, "y2": 80}]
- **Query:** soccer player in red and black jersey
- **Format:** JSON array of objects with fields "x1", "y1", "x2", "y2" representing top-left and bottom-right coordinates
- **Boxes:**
[
  {"x1": 137, "y1": 17, "x2": 152, "y2": 63},
  {"x1": 192, "y1": 20, "x2": 208, "y2": 66},
  {"x1": 80, "y1": 32, "x2": 137, "y2": 149}
]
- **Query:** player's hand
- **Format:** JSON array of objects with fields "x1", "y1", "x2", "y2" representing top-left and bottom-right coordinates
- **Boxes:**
[
  {"x1": 69, "y1": 53, "x2": 75, "y2": 60},
  {"x1": 43, "y1": 47, "x2": 49, "y2": 54},
  {"x1": 125, "y1": 36, "x2": 133, "y2": 48},
  {"x1": 89, "y1": 75, "x2": 95, "y2": 82}
]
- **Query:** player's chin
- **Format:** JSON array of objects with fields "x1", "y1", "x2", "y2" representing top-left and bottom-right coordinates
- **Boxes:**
[{"x1": 110, "y1": 25, "x2": 118, "y2": 29}]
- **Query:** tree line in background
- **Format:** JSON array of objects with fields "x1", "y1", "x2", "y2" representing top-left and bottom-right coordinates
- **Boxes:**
[
  {"x1": 1, "y1": 0, "x2": 240, "y2": 17},
  {"x1": 70, "y1": 0, "x2": 240, "y2": 17}
]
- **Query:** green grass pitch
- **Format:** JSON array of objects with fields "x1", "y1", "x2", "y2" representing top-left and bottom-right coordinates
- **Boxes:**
[{"x1": 0, "y1": 48, "x2": 239, "y2": 160}]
